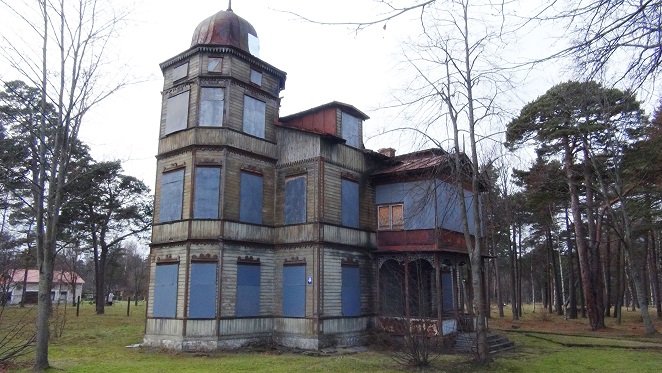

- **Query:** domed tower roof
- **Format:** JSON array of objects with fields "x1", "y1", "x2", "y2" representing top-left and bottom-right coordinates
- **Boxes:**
[{"x1": 191, "y1": 5, "x2": 260, "y2": 56}]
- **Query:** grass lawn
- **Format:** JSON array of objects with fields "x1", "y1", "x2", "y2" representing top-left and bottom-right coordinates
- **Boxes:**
[{"x1": 2, "y1": 302, "x2": 662, "y2": 372}]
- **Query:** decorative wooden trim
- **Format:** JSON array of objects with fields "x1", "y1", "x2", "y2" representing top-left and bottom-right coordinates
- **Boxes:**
[
  {"x1": 237, "y1": 256, "x2": 260, "y2": 264},
  {"x1": 190, "y1": 253, "x2": 218, "y2": 262},
  {"x1": 240, "y1": 165, "x2": 263, "y2": 175},
  {"x1": 162, "y1": 162, "x2": 186, "y2": 173},
  {"x1": 156, "y1": 254, "x2": 180, "y2": 264},
  {"x1": 341, "y1": 172, "x2": 359, "y2": 181},
  {"x1": 164, "y1": 83, "x2": 191, "y2": 97},
  {"x1": 283, "y1": 256, "x2": 306, "y2": 265},
  {"x1": 341, "y1": 257, "x2": 359, "y2": 267},
  {"x1": 195, "y1": 160, "x2": 222, "y2": 166},
  {"x1": 284, "y1": 169, "x2": 307, "y2": 178}
]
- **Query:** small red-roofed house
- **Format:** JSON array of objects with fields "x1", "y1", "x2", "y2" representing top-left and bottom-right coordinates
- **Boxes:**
[{"x1": 5, "y1": 269, "x2": 84, "y2": 305}]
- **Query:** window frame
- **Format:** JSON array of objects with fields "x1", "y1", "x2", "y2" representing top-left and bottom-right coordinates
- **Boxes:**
[
  {"x1": 159, "y1": 168, "x2": 185, "y2": 223},
  {"x1": 164, "y1": 91, "x2": 190, "y2": 135},
  {"x1": 341, "y1": 264, "x2": 361, "y2": 317},
  {"x1": 341, "y1": 112, "x2": 361, "y2": 148},
  {"x1": 235, "y1": 262, "x2": 261, "y2": 317},
  {"x1": 172, "y1": 63, "x2": 189, "y2": 82},
  {"x1": 341, "y1": 178, "x2": 359, "y2": 228},
  {"x1": 198, "y1": 87, "x2": 225, "y2": 127},
  {"x1": 284, "y1": 175, "x2": 307, "y2": 225},
  {"x1": 153, "y1": 262, "x2": 179, "y2": 318},
  {"x1": 207, "y1": 57, "x2": 223, "y2": 73},
  {"x1": 242, "y1": 95, "x2": 266, "y2": 138},
  {"x1": 193, "y1": 166, "x2": 221, "y2": 219},
  {"x1": 188, "y1": 261, "x2": 218, "y2": 319},
  {"x1": 377, "y1": 203, "x2": 404, "y2": 231},
  {"x1": 239, "y1": 171, "x2": 264, "y2": 224}
]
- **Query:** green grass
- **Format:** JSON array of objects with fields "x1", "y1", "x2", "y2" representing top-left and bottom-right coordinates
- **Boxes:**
[{"x1": 3, "y1": 302, "x2": 662, "y2": 372}]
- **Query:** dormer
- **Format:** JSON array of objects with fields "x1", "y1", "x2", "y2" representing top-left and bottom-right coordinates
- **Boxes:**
[{"x1": 279, "y1": 101, "x2": 369, "y2": 149}]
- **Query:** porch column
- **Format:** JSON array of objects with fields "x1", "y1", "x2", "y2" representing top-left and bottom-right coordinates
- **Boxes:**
[
  {"x1": 453, "y1": 261, "x2": 460, "y2": 319},
  {"x1": 404, "y1": 258, "x2": 410, "y2": 318},
  {"x1": 376, "y1": 259, "x2": 381, "y2": 315},
  {"x1": 435, "y1": 255, "x2": 442, "y2": 327}
]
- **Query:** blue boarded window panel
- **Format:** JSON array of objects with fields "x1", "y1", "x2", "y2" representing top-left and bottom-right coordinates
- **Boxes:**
[
  {"x1": 243, "y1": 95, "x2": 266, "y2": 138},
  {"x1": 282, "y1": 264, "x2": 305, "y2": 317},
  {"x1": 240, "y1": 172, "x2": 263, "y2": 224},
  {"x1": 341, "y1": 265, "x2": 361, "y2": 316},
  {"x1": 159, "y1": 169, "x2": 184, "y2": 222},
  {"x1": 153, "y1": 263, "x2": 178, "y2": 318},
  {"x1": 194, "y1": 167, "x2": 221, "y2": 219},
  {"x1": 188, "y1": 262, "x2": 217, "y2": 318},
  {"x1": 341, "y1": 179, "x2": 359, "y2": 228},
  {"x1": 236, "y1": 264, "x2": 261, "y2": 316},
  {"x1": 441, "y1": 271, "x2": 454, "y2": 311},
  {"x1": 284, "y1": 176, "x2": 306, "y2": 225},
  {"x1": 341, "y1": 112, "x2": 360, "y2": 148}
]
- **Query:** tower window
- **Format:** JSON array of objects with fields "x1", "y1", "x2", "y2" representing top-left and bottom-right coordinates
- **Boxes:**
[
  {"x1": 243, "y1": 95, "x2": 266, "y2": 138},
  {"x1": 172, "y1": 63, "x2": 188, "y2": 81},
  {"x1": 341, "y1": 178, "x2": 359, "y2": 228},
  {"x1": 282, "y1": 264, "x2": 305, "y2": 317},
  {"x1": 199, "y1": 88, "x2": 224, "y2": 127},
  {"x1": 284, "y1": 176, "x2": 306, "y2": 225},
  {"x1": 164, "y1": 91, "x2": 190, "y2": 135},
  {"x1": 159, "y1": 169, "x2": 184, "y2": 222},
  {"x1": 207, "y1": 57, "x2": 222, "y2": 73},
  {"x1": 153, "y1": 263, "x2": 178, "y2": 318},
  {"x1": 239, "y1": 171, "x2": 263, "y2": 224},
  {"x1": 188, "y1": 262, "x2": 217, "y2": 318},
  {"x1": 236, "y1": 263, "x2": 261, "y2": 316},
  {"x1": 250, "y1": 69, "x2": 262, "y2": 86},
  {"x1": 248, "y1": 34, "x2": 260, "y2": 57},
  {"x1": 193, "y1": 167, "x2": 221, "y2": 219},
  {"x1": 341, "y1": 265, "x2": 361, "y2": 316}
]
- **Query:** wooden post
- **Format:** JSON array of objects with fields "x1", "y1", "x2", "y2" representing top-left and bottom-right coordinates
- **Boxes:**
[
  {"x1": 435, "y1": 255, "x2": 442, "y2": 330},
  {"x1": 127, "y1": 297, "x2": 131, "y2": 316},
  {"x1": 404, "y1": 259, "x2": 410, "y2": 318},
  {"x1": 76, "y1": 296, "x2": 80, "y2": 317}
]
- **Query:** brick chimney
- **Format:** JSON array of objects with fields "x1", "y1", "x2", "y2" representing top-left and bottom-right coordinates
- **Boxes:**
[{"x1": 378, "y1": 148, "x2": 396, "y2": 157}]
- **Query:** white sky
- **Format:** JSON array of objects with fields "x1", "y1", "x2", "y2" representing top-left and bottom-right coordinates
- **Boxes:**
[{"x1": 1, "y1": 0, "x2": 655, "y2": 192}]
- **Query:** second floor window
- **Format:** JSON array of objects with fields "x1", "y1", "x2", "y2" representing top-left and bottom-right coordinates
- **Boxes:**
[
  {"x1": 159, "y1": 169, "x2": 184, "y2": 222},
  {"x1": 193, "y1": 167, "x2": 221, "y2": 219},
  {"x1": 199, "y1": 88, "x2": 224, "y2": 126},
  {"x1": 164, "y1": 91, "x2": 190, "y2": 135},
  {"x1": 239, "y1": 171, "x2": 263, "y2": 224},
  {"x1": 378, "y1": 204, "x2": 404, "y2": 230},
  {"x1": 243, "y1": 95, "x2": 266, "y2": 138},
  {"x1": 284, "y1": 176, "x2": 306, "y2": 225},
  {"x1": 341, "y1": 179, "x2": 359, "y2": 228}
]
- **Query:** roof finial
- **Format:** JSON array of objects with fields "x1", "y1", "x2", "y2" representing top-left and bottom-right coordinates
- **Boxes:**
[{"x1": 227, "y1": 0, "x2": 232, "y2": 11}]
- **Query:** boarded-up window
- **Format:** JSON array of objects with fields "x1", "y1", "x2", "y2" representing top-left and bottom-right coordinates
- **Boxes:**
[
  {"x1": 341, "y1": 265, "x2": 361, "y2": 316},
  {"x1": 284, "y1": 176, "x2": 306, "y2": 225},
  {"x1": 442, "y1": 272, "x2": 454, "y2": 311},
  {"x1": 199, "y1": 88, "x2": 224, "y2": 126},
  {"x1": 188, "y1": 262, "x2": 217, "y2": 318},
  {"x1": 153, "y1": 263, "x2": 178, "y2": 318},
  {"x1": 193, "y1": 167, "x2": 220, "y2": 219},
  {"x1": 377, "y1": 204, "x2": 404, "y2": 230},
  {"x1": 243, "y1": 95, "x2": 266, "y2": 138},
  {"x1": 236, "y1": 263, "x2": 260, "y2": 316},
  {"x1": 207, "y1": 57, "x2": 222, "y2": 73},
  {"x1": 341, "y1": 112, "x2": 360, "y2": 148},
  {"x1": 341, "y1": 179, "x2": 359, "y2": 228},
  {"x1": 282, "y1": 264, "x2": 305, "y2": 317},
  {"x1": 159, "y1": 169, "x2": 184, "y2": 222},
  {"x1": 164, "y1": 91, "x2": 189, "y2": 135},
  {"x1": 250, "y1": 69, "x2": 262, "y2": 86},
  {"x1": 172, "y1": 63, "x2": 188, "y2": 81},
  {"x1": 239, "y1": 172, "x2": 263, "y2": 224}
]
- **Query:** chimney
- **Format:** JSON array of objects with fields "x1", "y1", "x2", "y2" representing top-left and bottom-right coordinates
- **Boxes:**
[{"x1": 378, "y1": 148, "x2": 396, "y2": 157}]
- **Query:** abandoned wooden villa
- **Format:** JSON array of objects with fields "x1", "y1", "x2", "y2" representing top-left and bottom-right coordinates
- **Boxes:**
[{"x1": 144, "y1": 5, "x2": 486, "y2": 351}]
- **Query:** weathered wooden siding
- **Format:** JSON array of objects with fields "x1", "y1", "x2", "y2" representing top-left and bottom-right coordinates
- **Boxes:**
[
  {"x1": 225, "y1": 81, "x2": 279, "y2": 143},
  {"x1": 275, "y1": 129, "x2": 321, "y2": 165},
  {"x1": 218, "y1": 317, "x2": 273, "y2": 335},
  {"x1": 229, "y1": 56, "x2": 281, "y2": 97},
  {"x1": 273, "y1": 317, "x2": 315, "y2": 334},
  {"x1": 274, "y1": 224, "x2": 317, "y2": 244},
  {"x1": 322, "y1": 225, "x2": 376, "y2": 248},
  {"x1": 146, "y1": 318, "x2": 184, "y2": 336},
  {"x1": 158, "y1": 127, "x2": 278, "y2": 159},
  {"x1": 322, "y1": 316, "x2": 371, "y2": 334},
  {"x1": 186, "y1": 320, "x2": 216, "y2": 337}
]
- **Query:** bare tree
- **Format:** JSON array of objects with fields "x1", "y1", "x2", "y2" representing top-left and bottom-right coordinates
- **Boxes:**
[{"x1": 0, "y1": 0, "x2": 126, "y2": 369}]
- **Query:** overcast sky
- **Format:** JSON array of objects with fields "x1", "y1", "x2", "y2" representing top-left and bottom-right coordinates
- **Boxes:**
[{"x1": 2, "y1": 0, "x2": 654, "y2": 191}]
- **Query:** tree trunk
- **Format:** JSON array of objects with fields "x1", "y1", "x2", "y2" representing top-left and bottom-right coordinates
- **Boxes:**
[
  {"x1": 94, "y1": 243, "x2": 106, "y2": 315},
  {"x1": 547, "y1": 227, "x2": 563, "y2": 315},
  {"x1": 616, "y1": 239, "x2": 623, "y2": 323},
  {"x1": 564, "y1": 138, "x2": 604, "y2": 329},
  {"x1": 565, "y1": 208, "x2": 578, "y2": 319},
  {"x1": 604, "y1": 231, "x2": 612, "y2": 317},
  {"x1": 651, "y1": 230, "x2": 662, "y2": 319},
  {"x1": 510, "y1": 225, "x2": 519, "y2": 320}
]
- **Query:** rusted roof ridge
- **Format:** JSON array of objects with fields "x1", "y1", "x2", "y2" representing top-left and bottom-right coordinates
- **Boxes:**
[{"x1": 280, "y1": 101, "x2": 370, "y2": 122}]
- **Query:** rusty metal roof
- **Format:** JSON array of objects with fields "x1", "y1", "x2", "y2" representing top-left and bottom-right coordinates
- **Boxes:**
[
  {"x1": 191, "y1": 9, "x2": 257, "y2": 53},
  {"x1": 280, "y1": 101, "x2": 370, "y2": 122},
  {"x1": 10, "y1": 269, "x2": 85, "y2": 284},
  {"x1": 372, "y1": 148, "x2": 452, "y2": 176}
]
